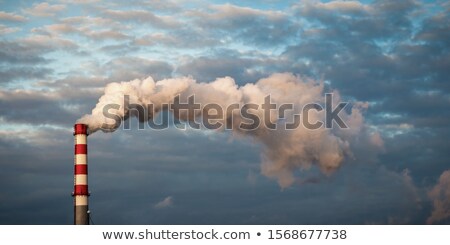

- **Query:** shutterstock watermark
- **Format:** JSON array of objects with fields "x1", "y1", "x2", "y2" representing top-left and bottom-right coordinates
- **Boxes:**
[{"x1": 101, "y1": 93, "x2": 349, "y2": 131}]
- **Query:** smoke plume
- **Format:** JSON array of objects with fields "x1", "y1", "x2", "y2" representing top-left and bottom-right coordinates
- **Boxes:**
[
  {"x1": 427, "y1": 170, "x2": 450, "y2": 224},
  {"x1": 78, "y1": 73, "x2": 380, "y2": 187}
]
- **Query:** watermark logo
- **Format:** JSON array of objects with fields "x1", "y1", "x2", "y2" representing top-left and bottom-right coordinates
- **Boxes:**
[{"x1": 101, "y1": 93, "x2": 349, "y2": 131}]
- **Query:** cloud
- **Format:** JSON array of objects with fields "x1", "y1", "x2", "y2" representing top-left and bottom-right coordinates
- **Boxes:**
[
  {"x1": 20, "y1": 34, "x2": 78, "y2": 50},
  {"x1": 61, "y1": 16, "x2": 121, "y2": 27},
  {"x1": 175, "y1": 51, "x2": 284, "y2": 84},
  {"x1": 154, "y1": 196, "x2": 173, "y2": 209},
  {"x1": 0, "y1": 0, "x2": 448, "y2": 224},
  {"x1": 102, "y1": 56, "x2": 173, "y2": 82},
  {"x1": 58, "y1": 0, "x2": 100, "y2": 4},
  {"x1": 0, "y1": 11, "x2": 27, "y2": 22},
  {"x1": 88, "y1": 30, "x2": 130, "y2": 41},
  {"x1": 188, "y1": 3, "x2": 297, "y2": 46},
  {"x1": 7, "y1": 54, "x2": 172, "y2": 89},
  {"x1": 0, "y1": 24, "x2": 20, "y2": 34},
  {"x1": 315, "y1": 1, "x2": 370, "y2": 12},
  {"x1": 247, "y1": 170, "x2": 258, "y2": 186},
  {"x1": 101, "y1": 9, "x2": 180, "y2": 29},
  {"x1": 33, "y1": 20, "x2": 130, "y2": 41},
  {"x1": 22, "y1": 3, "x2": 66, "y2": 17},
  {"x1": 0, "y1": 41, "x2": 47, "y2": 64},
  {"x1": 0, "y1": 35, "x2": 80, "y2": 68},
  {"x1": 427, "y1": 170, "x2": 450, "y2": 224},
  {"x1": 176, "y1": 56, "x2": 259, "y2": 84},
  {"x1": 129, "y1": 0, "x2": 181, "y2": 13},
  {"x1": 132, "y1": 31, "x2": 219, "y2": 48},
  {"x1": 415, "y1": 11, "x2": 450, "y2": 44},
  {"x1": 0, "y1": 67, "x2": 52, "y2": 84},
  {"x1": 283, "y1": 0, "x2": 450, "y2": 135},
  {"x1": 0, "y1": 87, "x2": 100, "y2": 126}
]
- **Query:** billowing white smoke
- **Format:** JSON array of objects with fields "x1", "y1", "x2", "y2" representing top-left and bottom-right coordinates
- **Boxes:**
[{"x1": 78, "y1": 73, "x2": 380, "y2": 187}]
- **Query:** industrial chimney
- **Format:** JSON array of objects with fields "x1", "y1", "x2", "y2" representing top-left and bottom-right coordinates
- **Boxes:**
[{"x1": 73, "y1": 124, "x2": 90, "y2": 225}]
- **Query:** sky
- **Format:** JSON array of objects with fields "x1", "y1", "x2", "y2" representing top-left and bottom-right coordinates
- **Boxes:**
[{"x1": 0, "y1": 0, "x2": 449, "y2": 225}]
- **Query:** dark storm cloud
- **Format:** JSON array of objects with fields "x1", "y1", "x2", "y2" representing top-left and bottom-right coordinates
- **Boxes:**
[
  {"x1": 0, "y1": 127, "x2": 74, "y2": 224},
  {"x1": 416, "y1": 11, "x2": 450, "y2": 46},
  {"x1": 281, "y1": 0, "x2": 450, "y2": 135},
  {"x1": 280, "y1": 3, "x2": 450, "y2": 218},
  {"x1": 286, "y1": 0, "x2": 420, "y2": 98},
  {"x1": 0, "y1": 123, "x2": 424, "y2": 224},
  {"x1": 0, "y1": 124, "x2": 259, "y2": 224},
  {"x1": 370, "y1": 91, "x2": 450, "y2": 128},
  {"x1": 379, "y1": 127, "x2": 450, "y2": 182}
]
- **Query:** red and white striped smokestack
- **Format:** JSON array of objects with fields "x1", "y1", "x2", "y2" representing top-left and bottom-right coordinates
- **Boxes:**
[{"x1": 73, "y1": 124, "x2": 89, "y2": 225}]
